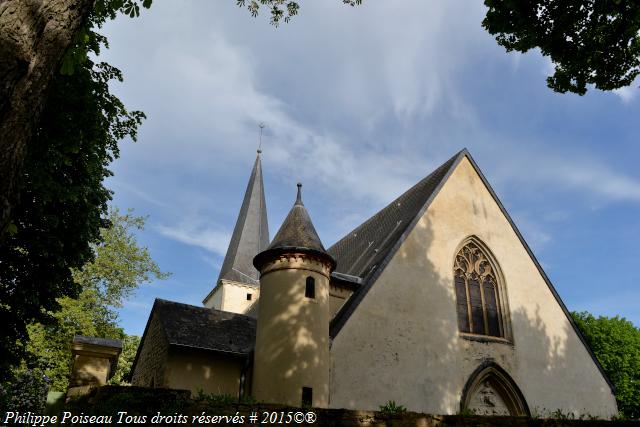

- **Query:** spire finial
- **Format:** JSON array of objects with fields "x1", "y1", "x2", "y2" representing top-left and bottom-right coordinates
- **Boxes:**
[
  {"x1": 296, "y1": 182, "x2": 302, "y2": 205},
  {"x1": 257, "y1": 122, "x2": 265, "y2": 154}
]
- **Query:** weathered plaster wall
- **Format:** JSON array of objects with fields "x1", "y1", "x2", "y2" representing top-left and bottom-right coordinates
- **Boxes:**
[
  {"x1": 203, "y1": 285, "x2": 224, "y2": 310},
  {"x1": 165, "y1": 349, "x2": 244, "y2": 396},
  {"x1": 131, "y1": 313, "x2": 169, "y2": 387},
  {"x1": 253, "y1": 255, "x2": 331, "y2": 407},
  {"x1": 330, "y1": 156, "x2": 617, "y2": 417},
  {"x1": 329, "y1": 285, "x2": 352, "y2": 318},
  {"x1": 212, "y1": 280, "x2": 259, "y2": 315}
]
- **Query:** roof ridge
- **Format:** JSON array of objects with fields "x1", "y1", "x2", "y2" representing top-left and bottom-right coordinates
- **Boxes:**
[
  {"x1": 330, "y1": 150, "x2": 466, "y2": 337},
  {"x1": 328, "y1": 150, "x2": 464, "y2": 277},
  {"x1": 156, "y1": 298, "x2": 255, "y2": 319},
  {"x1": 330, "y1": 153, "x2": 456, "y2": 249}
]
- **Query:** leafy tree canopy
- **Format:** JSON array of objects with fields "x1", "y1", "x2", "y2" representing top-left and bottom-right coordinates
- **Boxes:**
[
  {"x1": 73, "y1": 209, "x2": 168, "y2": 308},
  {"x1": 483, "y1": 0, "x2": 640, "y2": 95},
  {"x1": 109, "y1": 335, "x2": 141, "y2": 386},
  {"x1": 26, "y1": 209, "x2": 168, "y2": 392},
  {"x1": 572, "y1": 311, "x2": 640, "y2": 419}
]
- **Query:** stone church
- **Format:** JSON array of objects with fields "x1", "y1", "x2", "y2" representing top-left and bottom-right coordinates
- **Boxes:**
[{"x1": 130, "y1": 149, "x2": 617, "y2": 417}]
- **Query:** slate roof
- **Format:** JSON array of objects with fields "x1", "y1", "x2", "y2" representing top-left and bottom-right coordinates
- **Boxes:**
[
  {"x1": 328, "y1": 151, "x2": 460, "y2": 279},
  {"x1": 156, "y1": 299, "x2": 256, "y2": 354},
  {"x1": 217, "y1": 151, "x2": 270, "y2": 286},
  {"x1": 254, "y1": 184, "x2": 335, "y2": 270},
  {"x1": 73, "y1": 335, "x2": 122, "y2": 349}
]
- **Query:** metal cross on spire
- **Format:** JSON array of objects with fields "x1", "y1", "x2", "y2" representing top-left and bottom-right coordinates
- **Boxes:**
[{"x1": 258, "y1": 122, "x2": 265, "y2": 153}]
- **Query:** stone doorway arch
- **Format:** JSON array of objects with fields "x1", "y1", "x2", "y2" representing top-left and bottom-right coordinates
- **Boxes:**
[{"x1": 460, "y1": 362, "x2": 529, "y2": 416}]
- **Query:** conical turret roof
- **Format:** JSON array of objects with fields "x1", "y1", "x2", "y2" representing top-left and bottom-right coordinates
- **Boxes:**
[
  {"x1": 254, "y1": 184, "x2": 335, "y2": 270},
  {"x1": 217, "y1": 151, "x2": 269, "y2": 285}
]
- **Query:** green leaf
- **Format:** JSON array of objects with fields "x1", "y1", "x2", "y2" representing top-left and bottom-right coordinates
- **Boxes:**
[{"x1": 6, "y1": 223, "x2": 18, "y2": 236}]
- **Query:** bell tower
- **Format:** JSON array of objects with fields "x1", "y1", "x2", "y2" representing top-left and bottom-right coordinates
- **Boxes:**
[
  {"x1": 202, "y1": 149, "x2": 269, "y2": 315},
  {"x1": 252, "y1": 184, "x2": 335, "y2": 407}
]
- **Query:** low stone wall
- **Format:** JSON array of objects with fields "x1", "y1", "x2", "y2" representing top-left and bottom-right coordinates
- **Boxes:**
[{"x1": 55, "y1": 386, "x2": 637, "y2": 426}]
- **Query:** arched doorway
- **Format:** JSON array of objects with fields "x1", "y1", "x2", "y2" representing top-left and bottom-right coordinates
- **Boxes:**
[{"x1": 460, "y1": 362, "x2": 529, "y2": 416}]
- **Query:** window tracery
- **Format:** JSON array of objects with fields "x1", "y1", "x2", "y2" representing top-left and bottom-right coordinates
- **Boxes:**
[{"x1": 454, "y1": 240, "x2": 504, "y2": 337}]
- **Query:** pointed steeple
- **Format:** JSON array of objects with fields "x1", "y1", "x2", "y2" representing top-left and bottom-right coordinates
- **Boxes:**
[
  {"x1": 254, "y1": 183, "x2": 335, "y2": 270},
  {"x1": 217, "y1": 151, "x2": 270, "y2": 285}
]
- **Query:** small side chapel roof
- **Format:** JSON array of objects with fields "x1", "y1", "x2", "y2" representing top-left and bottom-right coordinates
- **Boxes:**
[
  {"x1": 130, "y1": 299, "x2": 256, "y2": 378},
  {"x1": 155, "y1": 299, "x2": 256, "y2": 354}
]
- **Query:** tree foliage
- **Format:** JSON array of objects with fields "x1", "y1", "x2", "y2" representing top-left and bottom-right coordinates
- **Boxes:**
[
  {"x1": 572, "y1": 312, "x2": 640, "y2": 419},
  {"x1": 483, "y1": 0, "x2": 640, "y2": 95},
  {"x1": 237, "y1": 0, "x2": 362, "y2": 26},
  {"x1": 26, "y1": 209, "x2": 167, "y2": 392},
  {"x1": 0, "y1": 369, "x2": 49, "y2": 414},
  {"x1": 109, "y1": 335, "x2": 142, "y2": 385},
  {"x1": 73, "y1": 209, "x2": 168, "y2": 308},
  {"x1": 0, "y1": 0, "x2": 149, "y2": 377}
]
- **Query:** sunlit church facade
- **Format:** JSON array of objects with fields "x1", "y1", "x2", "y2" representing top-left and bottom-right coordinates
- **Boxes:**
[{"x1": 130, "y1": 149, "x2": 617, "y2": 417}]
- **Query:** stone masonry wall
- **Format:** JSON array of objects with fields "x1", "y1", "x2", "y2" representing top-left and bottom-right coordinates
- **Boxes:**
[{"x1": 131, "y1": 313, "x2": 169, "y2": 388}]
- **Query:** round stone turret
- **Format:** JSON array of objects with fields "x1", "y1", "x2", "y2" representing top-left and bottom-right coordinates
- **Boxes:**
[{"x1": 251, "y1": 183, "x2": 335, "y2": 408}]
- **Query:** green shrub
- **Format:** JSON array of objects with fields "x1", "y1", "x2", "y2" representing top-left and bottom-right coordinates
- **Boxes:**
[
  {"x1": 193, "y1": 390, "x2": 237, "y2": 405},
  {"x1": 379, "y1": 400, "x2": 406, "y2": 414},
  {"x1": 0, "y1": 370, "x2": 49, "y2": 414}
]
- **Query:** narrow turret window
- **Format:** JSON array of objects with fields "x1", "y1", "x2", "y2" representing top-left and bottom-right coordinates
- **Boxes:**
[
  {"x1": 305, "y1": 276, "x2": 315, "y2": 299},
  {"x1": 246, "y1": 293, "x2": 252, "y2": 301}
]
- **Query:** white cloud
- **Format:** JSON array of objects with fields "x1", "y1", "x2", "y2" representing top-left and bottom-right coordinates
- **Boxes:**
[
  {"x1": 491, "y1": 145, "x2": 640, "y2": 204},
  {"x1": 541, "y1": 57, "x2": 556, "y2": 77},
  {"x1": 612, "y1": 85, "x2": 637, "y2": 103},
  {"x1": 558, "y1": 163, "x2": 640, "y2": 202},
  {"x1": 155, "y1": 223, "x2": 231, "y2": 256},
  {"x1": 110, "y1": 181, "x2": 169, "y2": 208},
  {"x1": 100, "y1": 0, "x2": 492, "y2": 207}
]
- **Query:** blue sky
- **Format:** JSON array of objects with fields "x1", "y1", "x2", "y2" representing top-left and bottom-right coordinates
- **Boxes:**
[{"x1": 99, "y1": 1, "x2": 639, "y2": 336}]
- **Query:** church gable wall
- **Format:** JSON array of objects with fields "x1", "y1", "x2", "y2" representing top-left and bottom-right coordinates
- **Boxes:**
[
  {"x1": 330, "y1": 156, "x2": 616, "y2": 417},
  {"x1": 131, "y1": 312, "x2": 169, "y2": 388}
]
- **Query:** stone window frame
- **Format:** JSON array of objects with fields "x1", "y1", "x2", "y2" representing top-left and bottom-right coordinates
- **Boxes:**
[{"x1": 453, "y1": 236, "x2": 513, "y2": 343}]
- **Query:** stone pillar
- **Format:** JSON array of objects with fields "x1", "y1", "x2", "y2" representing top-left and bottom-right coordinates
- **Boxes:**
[{"x1": 67, "y1": 336, "x2": 122, "y2": 397}]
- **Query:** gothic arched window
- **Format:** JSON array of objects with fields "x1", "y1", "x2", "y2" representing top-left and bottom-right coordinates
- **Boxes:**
[{"x1": 454, "y1": 239, "x2": 505, "y2": 338}]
